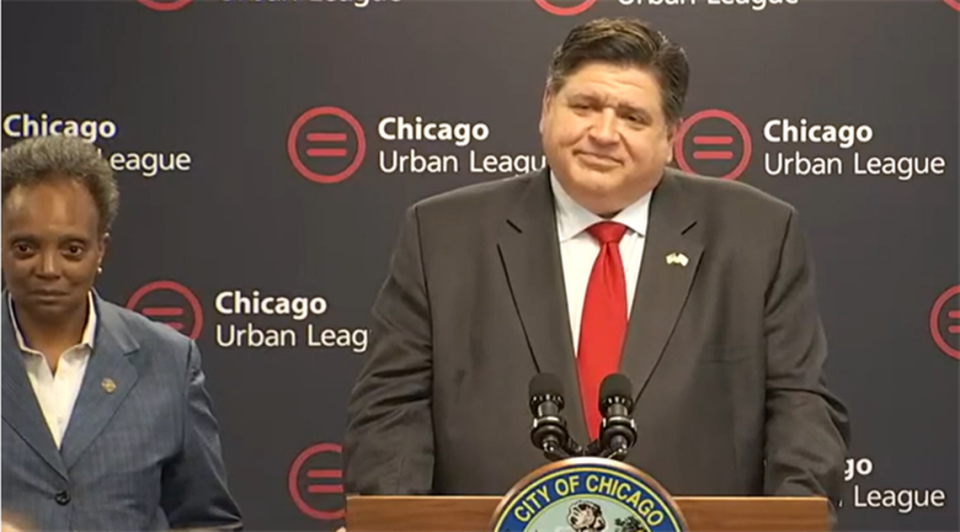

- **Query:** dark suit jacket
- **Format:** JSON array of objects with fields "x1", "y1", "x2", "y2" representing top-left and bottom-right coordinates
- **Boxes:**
[
  {"x1": 2, "y1": 291, "x2": 242, "y2": 531},
  {"x1": 343, "y1": 167, "x2": 850, "y2": 507}
]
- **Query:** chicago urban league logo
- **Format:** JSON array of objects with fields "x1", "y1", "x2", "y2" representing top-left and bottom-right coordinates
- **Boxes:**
[
  {"x1": 930, "y1": 285, "x2": 960, "y2": 361},
  {"x1": 288, "y1": 443, "x2": 345, "y2": 521},
  {"x1": 125, "y1": 280, "x2": 204, "y2": 340},
  {"x1": 288, "y1": 106, "x2": 366, "y2": 184},
  {"x1": 535, "y1": 0, "x2": 597, "y2": 16},
  {"x1": 672, "y1": 109, "x2": 752, "y2": 181},
  {"x1": 138, "y1": 0, "x2": 193, "y2": 11},
  {"x1": 492, "y1": 458, "x2": 687, "y2": 532}
]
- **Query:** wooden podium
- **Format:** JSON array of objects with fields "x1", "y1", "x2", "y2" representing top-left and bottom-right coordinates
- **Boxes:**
[{"x1": 346, "y1": 495, "x2": 831, "y2": 531}]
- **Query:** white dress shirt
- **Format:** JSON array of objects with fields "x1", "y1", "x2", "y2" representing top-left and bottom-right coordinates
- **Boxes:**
[
  {"x1": 9, "y1": 292, "x2": 97, "y2": 448},
  {"x1": 551, "y1": 173, "x2": 651, "y2": 355}
]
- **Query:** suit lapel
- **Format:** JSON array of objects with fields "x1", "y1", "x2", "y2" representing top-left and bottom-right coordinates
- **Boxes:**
[
  {"x1": 497, "y1": 170, "x2": 589, "y2": 445},
  {"x1": 60, "y1": 296, "x2": 140, "y2": 470},
  {"x1": 621, "y1": 172, "x2": 704, "y2": 400},
  {"x1": 1, "y1": 298, "x2": 70, "y2": 480}
]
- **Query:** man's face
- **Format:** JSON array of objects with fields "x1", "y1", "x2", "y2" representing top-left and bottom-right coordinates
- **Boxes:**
[
  {"x1": 2, "y1": 177, "x2": 106, "y2": 322},
  {"x1": 540, "y1": 61, "x2": 676, "y2": 216}
]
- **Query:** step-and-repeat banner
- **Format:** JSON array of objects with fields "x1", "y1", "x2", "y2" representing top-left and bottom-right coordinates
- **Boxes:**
[{"x1": 2, "y1": 0, "x2": 958, "y2": 530}]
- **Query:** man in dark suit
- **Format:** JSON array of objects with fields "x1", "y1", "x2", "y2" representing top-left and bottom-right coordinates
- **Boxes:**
[
  {"x1": 343, "y1": 16, "x2": 850, "y2": 510},
  {"x1": 1, "y1": 135, "x2": 242, "y2": 531}
]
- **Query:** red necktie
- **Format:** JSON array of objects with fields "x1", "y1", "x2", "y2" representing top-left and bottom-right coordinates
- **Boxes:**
[{"x1": 577, "y1": 221, "x2": 629, "y2": 441}]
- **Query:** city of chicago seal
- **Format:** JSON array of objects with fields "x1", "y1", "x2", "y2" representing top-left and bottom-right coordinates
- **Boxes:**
[{"x1": 491, "y1": 458, "x2": 687, "y2": 532}]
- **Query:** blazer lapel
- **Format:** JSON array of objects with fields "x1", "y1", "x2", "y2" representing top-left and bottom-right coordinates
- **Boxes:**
[
  {"x1": 1, "y1": 298, "x2": 70, "y2": 480},
  {"x1": 497, "y1": 169, "x2": 589, "y2": 445},
  {"x1": 620, "y1": 171, "x2": 704, "y2": 400},
  {"x1": 60, "y1": 296, "x2": 140, "y2": 470}
]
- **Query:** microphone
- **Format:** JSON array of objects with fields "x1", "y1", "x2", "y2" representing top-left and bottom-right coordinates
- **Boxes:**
[
  {"x1": 529, "y1": 373, "x2": 581, "y2": 461},
  {"x1": 597, "y1": 374, "x2": 638, "y2": 460}
]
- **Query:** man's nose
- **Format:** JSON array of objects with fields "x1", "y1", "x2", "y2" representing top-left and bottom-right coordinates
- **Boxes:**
[{"x1": 589, "y1": 110, "x2": 619, "y2": 143}]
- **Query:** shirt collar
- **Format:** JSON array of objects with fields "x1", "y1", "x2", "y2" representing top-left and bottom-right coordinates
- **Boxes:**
[
  {"x1": 550, "y1": 170, "x2": 651, "y2": 242},
  {"x1": 8, "y1": 291, "x2": 97, "y2": 354}
]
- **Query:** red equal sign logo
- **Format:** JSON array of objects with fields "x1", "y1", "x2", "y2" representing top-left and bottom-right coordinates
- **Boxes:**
[
  {"x1": 125, "y1": 280, "x2": 204, "y2": 340},
  {"x1": 288, "y1": 443, "x2": 345, "y2": 521},
  {"x1": 141, "y1": 306, "x2": 185, "y2": 329},
  {"x1": 305, "y1": 132, "x2": 348, "y2": 159},
  {"x1": 949, "y1": 312, "x2": 960, "y2": 333},
  {"x1": 306, "y1": 466, "x2": 343, "y2": 494},
  {"x1": 930, "y1": 285, "x2": 960, "y2": 360},
  {"x1": 533, "y1": 0, "x2": 597, "y2": 16},
  {"x1": 691, "y1": 134, "x2": 735, "y2": 161},
  {"x1": 673, "y1": 109, "x2": 752, "y2": 181},
  {"x1": 137, "y1": 0, "x2": 192, "y2": 11},
  {"x1": 287, "y1": 107, "x2": 366, "y2": 184}
]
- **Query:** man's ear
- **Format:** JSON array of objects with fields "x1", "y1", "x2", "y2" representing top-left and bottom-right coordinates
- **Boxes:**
[
  {"x1": 664, "y1": 119, "x2": 682, "y2": 164},
  {"x1": 539, "y1": 85, "x2": 556, "y2": 134}
]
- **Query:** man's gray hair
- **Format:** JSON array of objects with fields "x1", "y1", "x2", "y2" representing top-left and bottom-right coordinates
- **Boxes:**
[{"x1": 1, "y1": 135, "x2": 119, "y2": 234}]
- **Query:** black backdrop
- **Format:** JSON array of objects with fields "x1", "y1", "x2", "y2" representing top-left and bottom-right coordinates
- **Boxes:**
[{"x1": 2, "y1": 0, "x2": 958, "y2": 530}]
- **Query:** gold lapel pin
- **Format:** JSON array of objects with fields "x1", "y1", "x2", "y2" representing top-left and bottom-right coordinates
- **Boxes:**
[
  {"x1": 101, "y1": 378, "x2": 117, "y2": 394},
  {"x1": 666, "y1": 252, "x2": 689, "y2": 267}
]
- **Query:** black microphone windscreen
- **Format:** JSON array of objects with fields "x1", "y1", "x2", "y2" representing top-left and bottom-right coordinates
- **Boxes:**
[
  {"x1": 599, "y1": 373, "x2": 632, "y2": 404},
  {"x1": 530, "y1": 373, "x2": 563, "y2": 399}
]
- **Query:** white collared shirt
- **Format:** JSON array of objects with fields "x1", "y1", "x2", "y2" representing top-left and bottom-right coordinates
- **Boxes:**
[
  {"x1": 551, "y1": 173, "x2": 650, "y2": 355},
  {"x1": 9, "y1": 292, "x2": 97, "y2": 448}
]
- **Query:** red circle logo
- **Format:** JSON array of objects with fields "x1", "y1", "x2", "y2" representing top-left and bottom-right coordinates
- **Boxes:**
[
  {"x1": 125, "y1": 280, "x2": 204, "y2": 340},
  {"x1": 673, "y1": 109, "x2": 752, "y2": 181},
  {"x1": 287, "y1": 107, "x2": 366, "y2": 184},
  {"x1": 137, "y1": 0, "x2": 192, "y2": 11},
  {"x1": 288, "y1": 443, "x2": 345, "y2": 521},
  {"x1": 929, "y1": 285, "x2": 960, "y2": 360},
  {"x1": 534, "y1": 0, "x2": 597, "y2": 16},
  {"x1": 944, "y1": 0, "x2": 960, "y2": 12}
]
